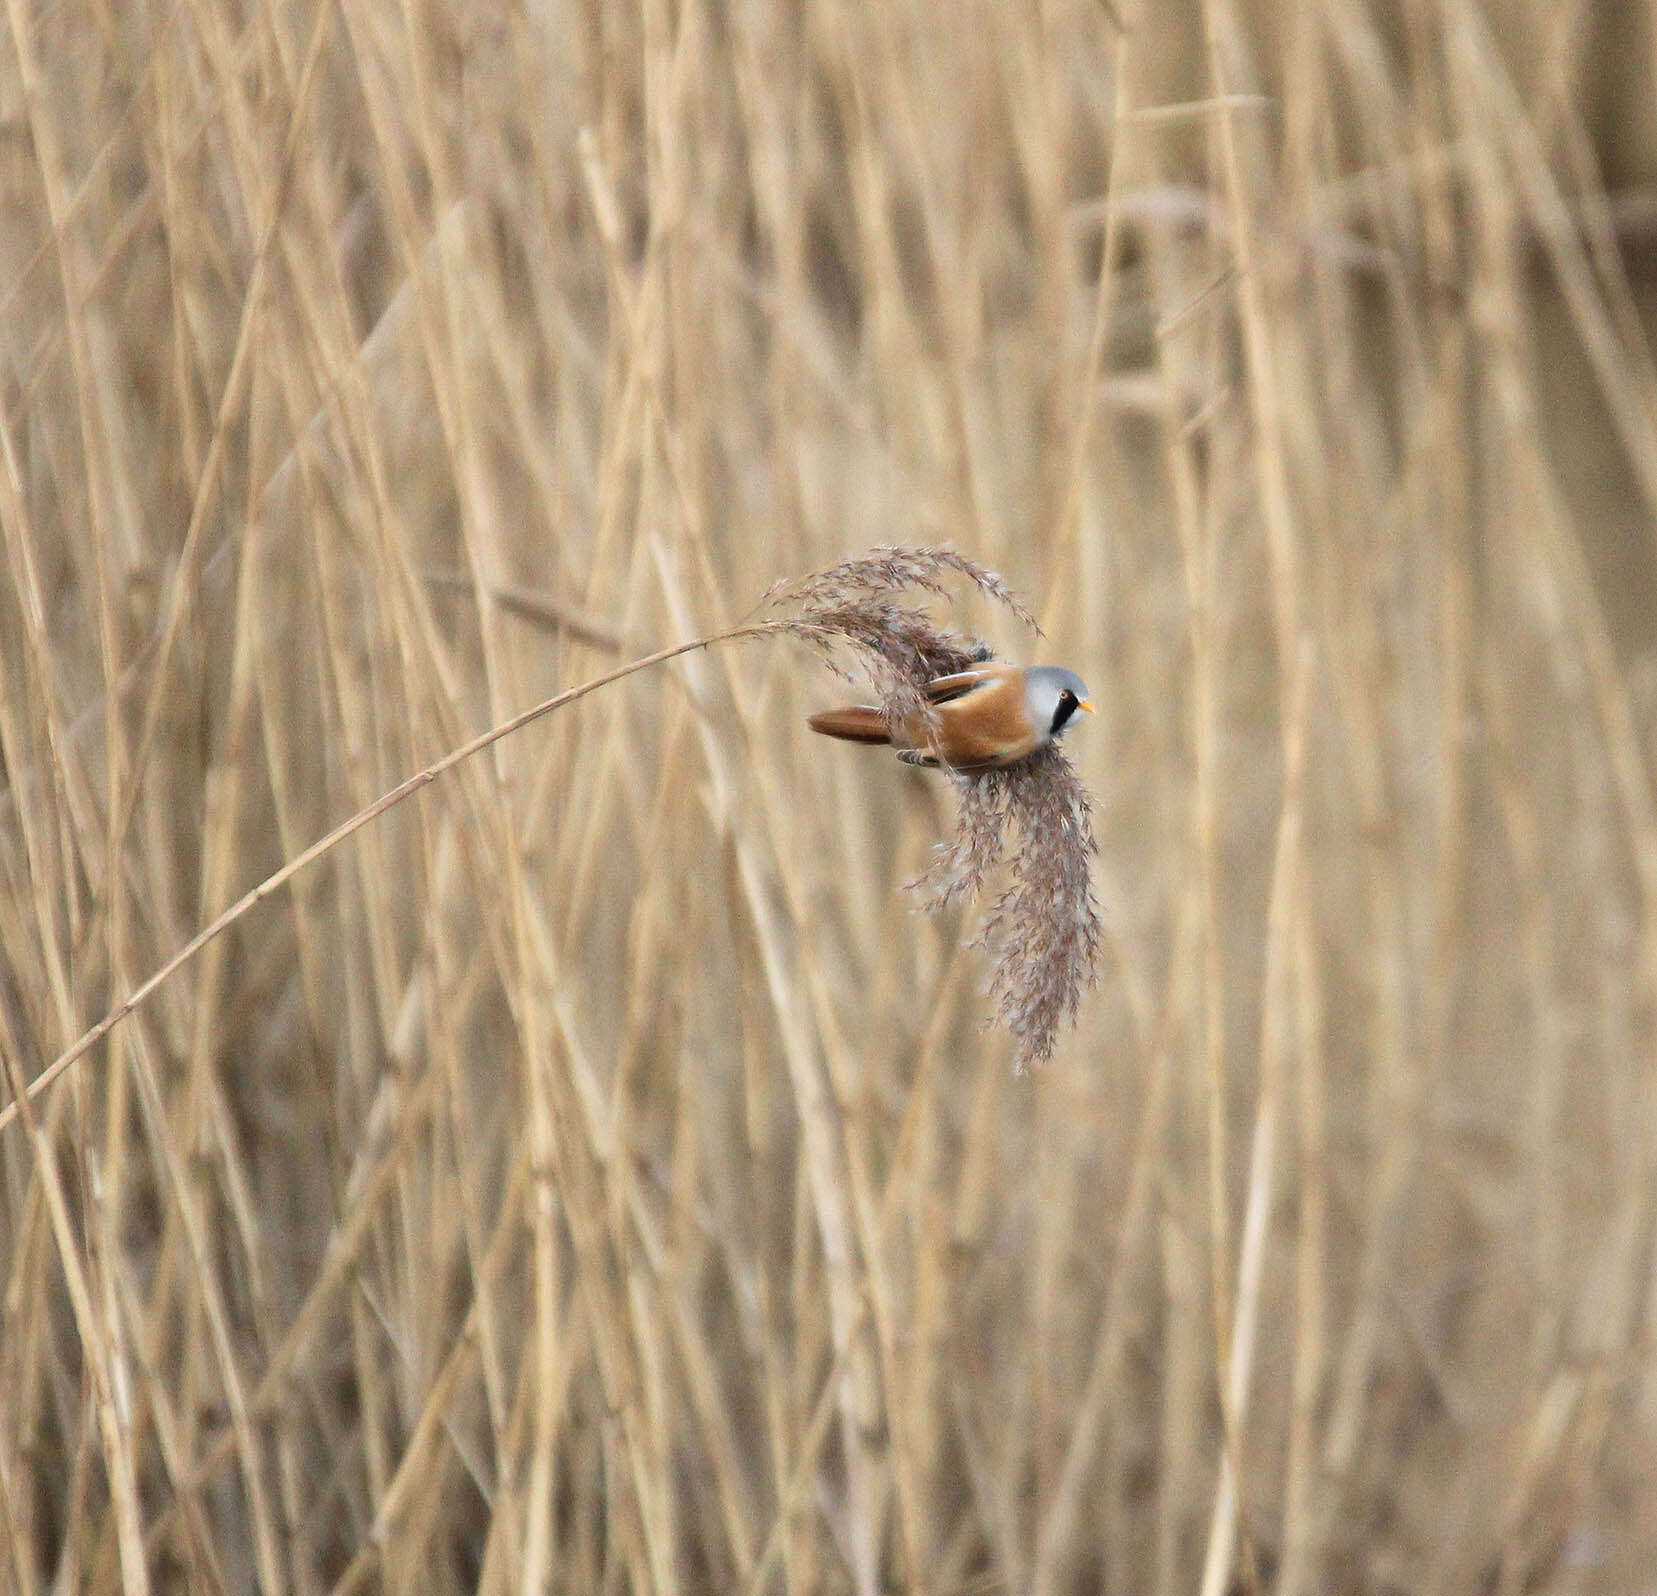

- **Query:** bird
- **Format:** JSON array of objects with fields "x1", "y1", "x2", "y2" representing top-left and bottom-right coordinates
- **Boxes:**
[{"x1": 808, "y1": 663, "x2": 1094, "y2": 771}]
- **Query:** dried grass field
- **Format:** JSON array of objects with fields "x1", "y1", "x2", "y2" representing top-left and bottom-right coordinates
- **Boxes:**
[{"x1": 5, "y1": 0, "x2": 1657, "y2": 1591}]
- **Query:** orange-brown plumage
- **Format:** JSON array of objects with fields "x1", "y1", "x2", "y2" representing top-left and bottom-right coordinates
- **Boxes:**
[{"x1": 808, "y1": 663, "x2": 1092, "y2": 771}]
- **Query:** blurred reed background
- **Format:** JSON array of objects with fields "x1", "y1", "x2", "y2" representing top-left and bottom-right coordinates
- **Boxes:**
[{"x1": 3, "y1": 0, "x2": 1657, "y2": 1591}]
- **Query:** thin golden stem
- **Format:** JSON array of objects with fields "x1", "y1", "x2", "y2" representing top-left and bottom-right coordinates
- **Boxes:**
[{"x1": 0, "y1": 623, "x2": 783, "y2": 1134}]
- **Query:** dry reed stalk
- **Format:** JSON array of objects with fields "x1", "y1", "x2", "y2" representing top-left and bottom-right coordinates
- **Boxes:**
[{"x1": 11, "y1": 546, "x2": 1095, "y2": 1138}]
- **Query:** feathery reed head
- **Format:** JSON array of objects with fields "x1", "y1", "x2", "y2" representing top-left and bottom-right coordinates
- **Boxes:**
[
  {"x1": 773, "y1": 545, "x2": 1025, "y2": 731},
  {"x1": 777, "y1": 546, "x2": 1100, "y2": 1070}
]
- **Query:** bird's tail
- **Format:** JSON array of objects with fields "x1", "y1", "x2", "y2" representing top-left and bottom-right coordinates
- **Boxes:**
[{"x1": 807, "y1": 706, "x2": 891, "y2": 744}]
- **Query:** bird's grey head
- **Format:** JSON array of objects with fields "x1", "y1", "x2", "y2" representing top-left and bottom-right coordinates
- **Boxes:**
[{"x1": 1024, "y1": 666, "x2": 1094, "y2": 741}]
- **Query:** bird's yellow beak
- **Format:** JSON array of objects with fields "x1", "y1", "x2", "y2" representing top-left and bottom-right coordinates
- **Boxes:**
[{"x1": 1078, "y1": 699, "x2": 1095, "y2": 714}]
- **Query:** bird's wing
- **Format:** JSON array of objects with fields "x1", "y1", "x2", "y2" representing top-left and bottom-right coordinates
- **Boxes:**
[{"x1": 923, "y1": 665, "x2": 1006, "y2": 704}]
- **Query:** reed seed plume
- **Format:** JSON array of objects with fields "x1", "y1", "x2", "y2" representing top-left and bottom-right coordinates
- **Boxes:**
[
  {"x1": 774, "y1": 544, "x2": 1011, "y2": 729},
  {"x1": 971, "y1": 748, "x2": 1102, "y2": 1069},
  {"x1": 777, "y1": 545, "x2": 1100, "y2": 1069},
  {"x1": 909, "y1": 748, "x2": 1102, "y2": 1069},
  {"x1": 776, "y1": 544, "x2": 1041, "y2": 628}
]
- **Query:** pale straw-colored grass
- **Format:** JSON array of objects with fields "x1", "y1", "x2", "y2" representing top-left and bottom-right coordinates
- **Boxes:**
[{"x1": 3, "y1": 1, "x2": 1657, "y2": 1592}]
